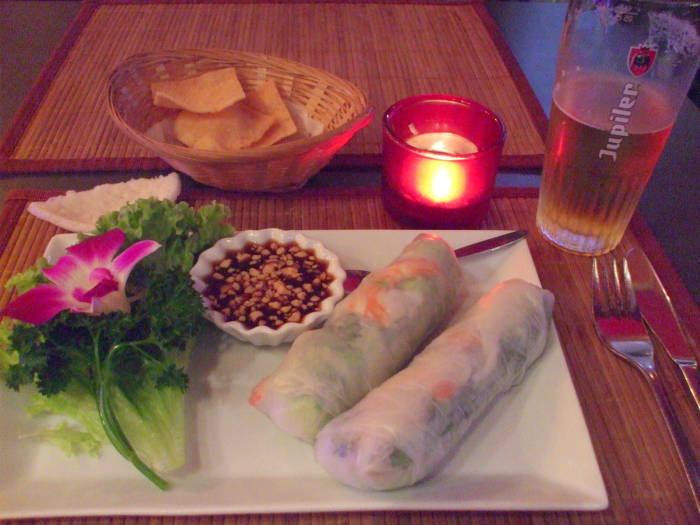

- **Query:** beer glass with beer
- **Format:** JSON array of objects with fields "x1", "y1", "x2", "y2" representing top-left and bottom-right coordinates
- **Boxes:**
[{"x1": 536, "y1": 0, "x2": 700, "y2": 255}]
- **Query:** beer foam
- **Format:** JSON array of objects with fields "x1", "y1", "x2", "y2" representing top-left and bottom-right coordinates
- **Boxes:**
[
  {"x1": 646, "y1": 12, "x2": 700, "y2": 58},
  {"x1": 593, "y1": 3, "x2": 634, "y2": 29},
  {"x1": 589, "y1": 2, "x2": 700, "y2": 59}
]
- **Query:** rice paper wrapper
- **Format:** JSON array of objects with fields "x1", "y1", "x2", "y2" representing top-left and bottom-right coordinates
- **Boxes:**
[{"x1": 314, "y1": 278, "x2": 554, "y2": 491}]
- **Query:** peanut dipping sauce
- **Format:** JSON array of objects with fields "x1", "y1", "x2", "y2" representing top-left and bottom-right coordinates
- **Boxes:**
[{"x1": 202, "y1": 240, "x2": 335, "y2": 330}]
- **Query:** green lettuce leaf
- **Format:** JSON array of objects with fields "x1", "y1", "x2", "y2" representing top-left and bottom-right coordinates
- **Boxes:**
[
  {"x1": 4, "y1": 258, "x2": 50, "y2": 294},
  {"x1": 91, "y1": 198, "x2": 234, "y2": 276}
]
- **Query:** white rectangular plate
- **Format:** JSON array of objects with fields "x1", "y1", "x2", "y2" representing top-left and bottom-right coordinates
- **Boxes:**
[{"x1": 0, "y1": 230, "x2": 607, "y2": 518}]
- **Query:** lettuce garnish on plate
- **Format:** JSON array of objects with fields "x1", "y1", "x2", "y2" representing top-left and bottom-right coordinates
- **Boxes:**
[
  {"x1": 0, "y1": 197, "x2": 234, "y2": 490},
  {"x1": 92, "y1": 197, "x2": 234, "y2": 276}
]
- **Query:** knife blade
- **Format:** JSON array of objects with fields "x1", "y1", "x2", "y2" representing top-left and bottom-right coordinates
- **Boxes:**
[
  {"x1": 453, "y1": 229, "x2": 529, "y2": 258},
  {"x1": 626, "y1": 248, "x2": 700, "y2": 412}
]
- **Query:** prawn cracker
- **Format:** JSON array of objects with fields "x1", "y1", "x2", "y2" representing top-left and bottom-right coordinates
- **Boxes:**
[
  {"x1": 174, "y1": 103, "x2": 275, "y2": 151},
  {"x1": 247, "y1": 79, "x2": 298, "y2": 147},
  {"x1": 151, "y1": 67, "x2": 245, "y2": 113}
]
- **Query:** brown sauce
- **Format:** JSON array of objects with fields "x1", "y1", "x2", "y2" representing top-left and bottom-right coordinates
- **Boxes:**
[{"x1": 202, "y1": 240, "x2": 335, "y2": 330}]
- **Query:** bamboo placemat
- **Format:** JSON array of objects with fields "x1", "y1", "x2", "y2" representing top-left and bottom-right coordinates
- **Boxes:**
[
  {"x1": 0, "y1": 0, "x2": 547, "y2": 174},
  {"x1": 1, "y1": 187, "x2": 699, "y2": 524}
]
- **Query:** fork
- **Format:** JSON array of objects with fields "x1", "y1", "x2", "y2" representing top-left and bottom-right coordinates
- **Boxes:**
[{"x1": 592, "y1": 256, "x2": 700, "y2": 506}]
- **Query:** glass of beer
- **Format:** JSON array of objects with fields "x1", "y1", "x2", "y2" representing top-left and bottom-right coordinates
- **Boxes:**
[{"x1": 536, "y1": 0, "x2": 700, "y2": 255}]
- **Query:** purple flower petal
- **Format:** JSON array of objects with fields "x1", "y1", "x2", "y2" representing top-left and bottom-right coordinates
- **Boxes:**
[
  {"x1": 67, "y1": 229, "x2": 125, "y2": 266},
  {"x1": 43, "y1": 253, "x2": 83, "y2": 288},
  {"x1": 1, "y1": 285, "x2": 71, "y2": 325},
  {"x1": 111, "y1": 240, "x2": 161, "y2": 277}
]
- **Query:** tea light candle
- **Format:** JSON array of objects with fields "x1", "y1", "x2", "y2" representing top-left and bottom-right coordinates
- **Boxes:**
[
  {"x1": 405, "y1": 132, "x2": 478, "y2": 155},
  {"x1": 382, "y1": 95, "x2": 505, "y2": 228}
]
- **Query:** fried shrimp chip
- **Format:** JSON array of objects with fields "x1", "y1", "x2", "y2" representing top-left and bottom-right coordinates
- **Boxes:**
[
  {"x1": 246, "y1": 80, "x2": 298, "y2": 147},
  {"x1": 151, "y1": 67, "x2": 245, "y2": 113},
  {"x1": 174, "y1": 103, "x2": 275, "y2": 152}
]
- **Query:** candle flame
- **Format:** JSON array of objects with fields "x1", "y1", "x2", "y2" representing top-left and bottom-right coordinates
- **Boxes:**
[{"x1": 417, "y1": 161, "x2": 465, "y2": 203}]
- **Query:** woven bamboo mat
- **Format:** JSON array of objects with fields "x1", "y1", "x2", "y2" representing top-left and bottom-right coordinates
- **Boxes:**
[
  {"x1": 1, "y1": 187, "x2": 699, "y2": 524},
  {"x1": 0, "y1": 0, "x2": 547, "y2": 174}
]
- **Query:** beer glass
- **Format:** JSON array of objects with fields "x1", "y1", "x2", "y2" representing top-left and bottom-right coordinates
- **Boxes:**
[{"x1": 536, "y1": 0, "x2": 700, "y2": 255}]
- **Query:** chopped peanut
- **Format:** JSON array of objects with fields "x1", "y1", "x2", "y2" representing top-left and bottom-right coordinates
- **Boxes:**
[{"x1": 202, "y1": 240, "x2": 335, "y2": 330}]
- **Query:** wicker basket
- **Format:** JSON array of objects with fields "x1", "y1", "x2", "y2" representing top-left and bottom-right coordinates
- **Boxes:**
[{"x1": 107, "y1": 49, "x2": 373, "y2": 191}]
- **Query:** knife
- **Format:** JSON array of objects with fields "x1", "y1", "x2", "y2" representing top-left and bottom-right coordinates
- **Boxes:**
[
  {"x1": 452, "y1": 229, "x2": 529, "y2": 258},
  {"x1": 343, "y1": 229, "x2": 528, "y2": 293},
  {"x1": 626, "y1": 248, "x2": 700, "y2": 412}
]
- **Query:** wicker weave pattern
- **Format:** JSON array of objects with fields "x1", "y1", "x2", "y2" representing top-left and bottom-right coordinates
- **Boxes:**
[{"x1": 108, "y1": 49, "x2": 373, "y2": 191}]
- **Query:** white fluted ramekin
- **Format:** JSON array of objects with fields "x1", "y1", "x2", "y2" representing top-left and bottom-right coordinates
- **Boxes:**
[{"x1": 190, "y1": 228, "x2": 346, "y2": 346}]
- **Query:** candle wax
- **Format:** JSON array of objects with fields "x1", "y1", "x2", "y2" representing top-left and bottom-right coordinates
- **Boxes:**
[{"x1": 405, "y1": 132, "x2": 478, "y2": 155}]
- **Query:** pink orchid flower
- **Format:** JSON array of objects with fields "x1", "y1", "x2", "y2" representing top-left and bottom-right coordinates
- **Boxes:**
[{"x1": 2, "y1": 229, "x2": 160, "y2": 325}]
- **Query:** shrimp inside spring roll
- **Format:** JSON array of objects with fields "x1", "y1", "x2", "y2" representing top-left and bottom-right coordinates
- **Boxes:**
[
  {"x1": 314, "y1": 278, "x2": 554, "y2": 490},
  {"x1": 250, "y1": 233, "x2": 464, "y2": 442}
]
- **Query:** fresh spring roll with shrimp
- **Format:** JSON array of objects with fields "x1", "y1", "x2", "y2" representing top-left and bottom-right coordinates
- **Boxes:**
[
  {"x1": 314, "y1": 278, "x2": 554, "y2": 490},
  {"x1": 249, "y1": 233, "x2": 464, "y2": 442}
]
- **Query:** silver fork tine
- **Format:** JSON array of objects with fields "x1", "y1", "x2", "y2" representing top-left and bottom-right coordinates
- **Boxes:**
[
  {"x1": 620, "y1": 258, "x2": 638, "y2": 317},
  {"x1": 592, "y1": 256, "x2": 612, "y2": 318},
  {"x1": 613, "y1": 257, "x2": 625, "y2": 316},
  {"x1": 612, "y1": 256, "x2": 632, "y2": 318},
  {"x1": 592, "y1": 257, "x2": 602, "y2": 313}
]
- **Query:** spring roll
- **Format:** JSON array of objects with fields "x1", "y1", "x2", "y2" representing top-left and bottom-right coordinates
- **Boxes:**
[
  {"x1": 249, "y1": 233, "x2": 464, "y2": 442},
  {"x1": 314, "y1": 278, "x2": 554, "y2": 490}
]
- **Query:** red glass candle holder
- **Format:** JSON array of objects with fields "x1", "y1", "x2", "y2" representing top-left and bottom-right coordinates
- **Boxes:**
[{"x1": 382, "y1": 94, "x2": 506, "y2": 228}]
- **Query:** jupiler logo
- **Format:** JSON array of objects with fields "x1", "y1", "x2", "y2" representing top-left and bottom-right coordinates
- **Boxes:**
[{"x1": 627, "y1": 45, "x2": 657, "y2": 76}]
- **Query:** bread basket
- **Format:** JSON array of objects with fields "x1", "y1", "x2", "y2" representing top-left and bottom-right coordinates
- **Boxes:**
[{"x1": 107, "y1": 49, "x2": 374, "y2": 191}]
